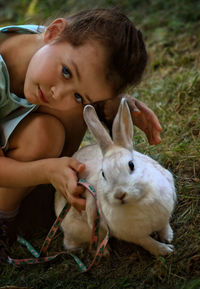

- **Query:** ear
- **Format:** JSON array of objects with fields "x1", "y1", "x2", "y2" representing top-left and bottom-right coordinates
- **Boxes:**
[
  {"x1": 112, "y1": 98, "x2": 133, "y2": 151},
  {"x1": 83, "y1": 105, "x2": 113, "y2": 155},
  {"x1": 44, "y1": 18, "x2": 67, "y2": 43}
]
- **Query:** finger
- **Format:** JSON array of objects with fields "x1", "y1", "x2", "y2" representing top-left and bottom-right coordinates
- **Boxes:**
[
  {"x1": 134, "y1": 98, "x2": 149, "y2": 112},
  {"x1": 69, "y1": 158, "x2": 86, "y2": 173},
  {"x1": 156, "y1": 122, "x2": 162, "y2": 132},
  {"x1": 146, "y1": 129, "x2": 154, "y2": 145},
  {"x1": 73, "y1": 184, "x2": 85, "y2": 196},
  {"x1": 134, "y1": 100, "x2": 161, "y2": 128},
  {"x1": 151, "y1": 115, "x2": 162, "y2": 131},
  {"x1": 152, "y1": 131, "x2": 162, "y2": 145},
  {"x1": 128, "y1": 103, "x2": 140, "y2": 113},
  {"x1": 147, "y1": 120, "x2": 162, "y2": 144},
  {"x1": 148, "y1": 112, "x2": 162, "y2": 132},
  {"x1": 66, "y1": 186, "x2": 86, "y2": 211},
  {"x1": 126, "y1": 96, "x2": 140, "y2": 113},
  {"x1": 71, "y1": 196, "x2": 86, "y2": 212},
  {"x1": 65, "y1": 161, "x2": 83, "y2": 184},
  {"x1": 77, "y1": 163, "x2": 86, "y2": 173},
  {"x1": 134, "y1": 99, "x2": 162, "y2": 132},
  {"x1": 147, "y1": 128, "x2": 162, "y2": 145}
]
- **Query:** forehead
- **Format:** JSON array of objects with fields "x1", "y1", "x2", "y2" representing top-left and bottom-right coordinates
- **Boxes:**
[
  {"x1": 58, "y1": 40, "x2": 114, "y2": 103},
  {"x1": 103, "y1": 148, "x2": 133, "y2": 182}
]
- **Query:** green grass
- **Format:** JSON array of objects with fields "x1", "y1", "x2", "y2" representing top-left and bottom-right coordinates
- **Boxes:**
[{"x1": 0, "y1": 1, "x2": 200, "y2": 288}]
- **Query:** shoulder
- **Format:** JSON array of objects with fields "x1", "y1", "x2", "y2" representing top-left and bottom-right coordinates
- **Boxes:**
[
  {"x1": 0, "y1": 24, "x2": 45, "y2": 34},
  {"x1": 0, "y1": 54, "x2": 10, "y2": 104},
  {"x1": 0, "y1": 54, "x2": 36, "y2": 118},
  {"x1": 0, "y1": 55, "x2": 20, "y2": 117}
]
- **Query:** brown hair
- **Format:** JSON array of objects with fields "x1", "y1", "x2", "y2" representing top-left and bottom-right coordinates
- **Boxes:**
[{"x1": 57, "y1": 9, "x2": 147, "y2": 95}]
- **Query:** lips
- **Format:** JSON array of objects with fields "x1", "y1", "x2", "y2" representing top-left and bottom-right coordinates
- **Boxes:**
[{"x1": 38, "y1": 86, "x2": 49, "y2": 103}]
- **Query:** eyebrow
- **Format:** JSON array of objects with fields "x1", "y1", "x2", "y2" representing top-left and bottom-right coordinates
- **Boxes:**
[{"x1": 70, "y1": 60, "x2": 93, "y2": 104}]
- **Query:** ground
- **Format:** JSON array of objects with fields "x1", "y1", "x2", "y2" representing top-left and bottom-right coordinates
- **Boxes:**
[{"x1": 0, "y1": 0, "x2": 200, "y2": 288}]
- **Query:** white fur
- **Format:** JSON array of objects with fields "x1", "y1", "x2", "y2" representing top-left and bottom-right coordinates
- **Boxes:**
[{"x1": 55, "y1": 99, "x2": 176, "y2": 256}]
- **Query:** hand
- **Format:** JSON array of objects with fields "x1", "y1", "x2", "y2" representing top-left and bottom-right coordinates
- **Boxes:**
[
  {"x1": 47, "y1": 157, "x2": 86, "y2": 211},
  {"x1": 125, "y1": 95, "x2": 162, "y2": 145},
  {"x1": 96, "y1": 94, "x2": 162, "y2": 145}
]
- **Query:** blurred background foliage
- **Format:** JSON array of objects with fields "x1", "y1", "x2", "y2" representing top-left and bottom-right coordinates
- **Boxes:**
[
  {"x1": 0, "y1": 1, "x2": 199, "y2": 288},
  {"x1": 0, "y1": 0, "x2": 200, "y2": 33}
]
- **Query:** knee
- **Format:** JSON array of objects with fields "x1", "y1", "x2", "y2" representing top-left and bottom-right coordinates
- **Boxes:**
[
  {"x1": 8, "y1": 113, "x2": 65, "y2": 161},
  {"x1": 31, "y1": 114, "x2": 65, "y2": 159}
]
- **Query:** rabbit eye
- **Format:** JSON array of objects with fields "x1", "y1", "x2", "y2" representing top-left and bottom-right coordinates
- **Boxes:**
[
  {"x1": 102, "y1": 170, "x2": 106, "y2": 179},
  {"x1": 128, "y1": 160, "x2": 134, "y2": 172}
]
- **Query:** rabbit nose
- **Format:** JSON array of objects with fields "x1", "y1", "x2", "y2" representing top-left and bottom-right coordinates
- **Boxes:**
[{"x1": 114, "y1": 191, "x2": 126, "y2": 201}]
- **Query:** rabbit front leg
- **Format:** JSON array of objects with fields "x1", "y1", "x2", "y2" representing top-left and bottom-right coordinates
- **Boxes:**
[
  {"x1": 158, "y1": 223, "x2": 174, "y2": 243},
  {"x1": 60, "y1": 207, "x2": 92, "y2": 252},
  {"x1": 136, "y1": 235, "x2": 174, "y2": 256},
  {"x1": 63, "y1": 233, "x2": 82, "y2": 252}
]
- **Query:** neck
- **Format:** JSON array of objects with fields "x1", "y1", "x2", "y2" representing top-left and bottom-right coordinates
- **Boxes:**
[{"x1": 0, "y1": 33, "x2": 44, "y2": 97}]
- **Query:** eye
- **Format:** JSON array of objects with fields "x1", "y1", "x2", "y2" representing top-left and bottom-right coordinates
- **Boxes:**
[
  {"x1": 62, "y1": 66, "x2": 71, "y2": 79},
  {"x1": 128, "y1": 160, "x2": 134, "y2": 172},
  {"x1": 74, "y1": 93, "x2": 83, "y2": 104},
  {"x1": 102, "y1": 170, "x2": 106, "y2": 179}
]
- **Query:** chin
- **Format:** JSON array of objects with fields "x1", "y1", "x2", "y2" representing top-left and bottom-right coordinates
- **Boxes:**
[{"x1": 24, "y1": 92, "x2": 34, "y2": 104}]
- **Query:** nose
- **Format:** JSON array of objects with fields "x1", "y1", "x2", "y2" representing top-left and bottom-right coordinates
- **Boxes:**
[
  {"x1": 51, "y1": 84, "x2": 68, "y2": 101},
  {"x1": 114, "y1": 191, "x2": 126, "y2": 201}
]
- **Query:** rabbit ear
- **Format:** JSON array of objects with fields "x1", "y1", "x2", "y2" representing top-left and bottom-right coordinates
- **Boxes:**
[
  {"x1": 83, "y1": 105, "x2": 113, "y2": 154},
  {"x1": 112, "y1": 98, "x2": 133, "y2": 151}
]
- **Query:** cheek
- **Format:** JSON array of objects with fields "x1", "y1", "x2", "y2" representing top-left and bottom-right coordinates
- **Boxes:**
[
  {"x1": 25, "y1": 58, "x2": 40, "y2": 87},
  {"x1": 54, "y1": 96, "x2": 82, "y2": 111},
  {"x1": 27, "y1": 49, "x2": 55, "y2": 83}
]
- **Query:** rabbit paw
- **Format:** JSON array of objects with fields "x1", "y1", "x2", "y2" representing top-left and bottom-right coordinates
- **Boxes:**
[
  {"x1": 156, "y1": 243, "x2": 174, "y2": 256},
  {"x1": 158, "y1": 224, "x2": 174, "y2": 243},
  {"x1": 138, "y1": 236, "x2": 174, "y2": 256},
  {"x1": 63, "y1": 237, "x2": 82, "y2": 251}
]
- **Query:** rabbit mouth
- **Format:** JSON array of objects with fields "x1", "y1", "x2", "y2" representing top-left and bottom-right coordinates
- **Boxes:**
[
  {"x1": 119, "y1": 199, "x2": 126, "y2": 205},
  {"x1": 104, "y1": 194, "x2": 127, "y2": 206},
  {"x1": 112, "y1": 198, "x2": 127, "y2": 206},
  {"x1": 120, "y1": 201, "x2": 126, "y2": 205}
]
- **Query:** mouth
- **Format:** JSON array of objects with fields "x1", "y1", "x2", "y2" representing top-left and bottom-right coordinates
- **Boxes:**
[
  {"x1": 38, "y1": 86, "x2": 49, "y2": 103},
  {"x1": 111, "y1": 199, "x2": 126, "y2": 206}
]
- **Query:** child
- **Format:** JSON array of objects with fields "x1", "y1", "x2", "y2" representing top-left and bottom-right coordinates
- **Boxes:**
[{"x1": 0, "y1": 9, "x2": 161, "y2": 262}]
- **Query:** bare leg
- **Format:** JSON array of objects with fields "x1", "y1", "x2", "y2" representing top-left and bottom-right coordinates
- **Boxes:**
[
  {"x1": 0, "y1": 112, "x2": 65, "y2": 211},
  {"x1": 38, "y1": 105, "x2": 87, "y2": 157}
]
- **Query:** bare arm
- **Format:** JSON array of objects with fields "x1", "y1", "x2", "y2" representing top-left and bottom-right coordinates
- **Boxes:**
[
  {"x1": 0, "y1": 155, "x2": 86, "y2": 211},
  {"x1": 0, "y1": 156, "x2": 52, "y2": 187},
  {"x1": 126, "y1": 95, "x2": 162, "y2": 145}
]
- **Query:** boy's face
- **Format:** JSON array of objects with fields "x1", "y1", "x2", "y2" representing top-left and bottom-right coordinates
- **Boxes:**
[{"x1": 24, "y1": 38, "x2": 113, "y2": 111}]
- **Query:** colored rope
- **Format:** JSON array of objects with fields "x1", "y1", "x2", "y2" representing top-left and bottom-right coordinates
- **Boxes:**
[{"x1": 7, "y1": 179, "x2": 110, "y2": 272}]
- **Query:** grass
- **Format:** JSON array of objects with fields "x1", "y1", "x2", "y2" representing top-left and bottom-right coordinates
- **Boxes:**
[{"x1": 0, "y1": 1, "x2": 200, "y2": 288}]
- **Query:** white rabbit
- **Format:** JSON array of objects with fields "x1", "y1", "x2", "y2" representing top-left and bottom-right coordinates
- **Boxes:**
[{"x1": 54, "y1": 98, "x2": 176, "y2": 256}]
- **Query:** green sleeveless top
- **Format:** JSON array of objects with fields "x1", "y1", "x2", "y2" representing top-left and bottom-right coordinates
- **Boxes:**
[{"x1": 0, "y1": 25, "x2": 45, "y2": 149}]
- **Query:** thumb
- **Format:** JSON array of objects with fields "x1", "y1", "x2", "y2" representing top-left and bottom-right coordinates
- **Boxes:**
[
  {"x1": 69, "y1": 158, "x2": 86, "y2": 173},
  {"x1": 125, "y1": 96, "x2": 140, "y2": 113},
  {"x1": 77, "y1": 163, "x2": 86, "y2": 173}
]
